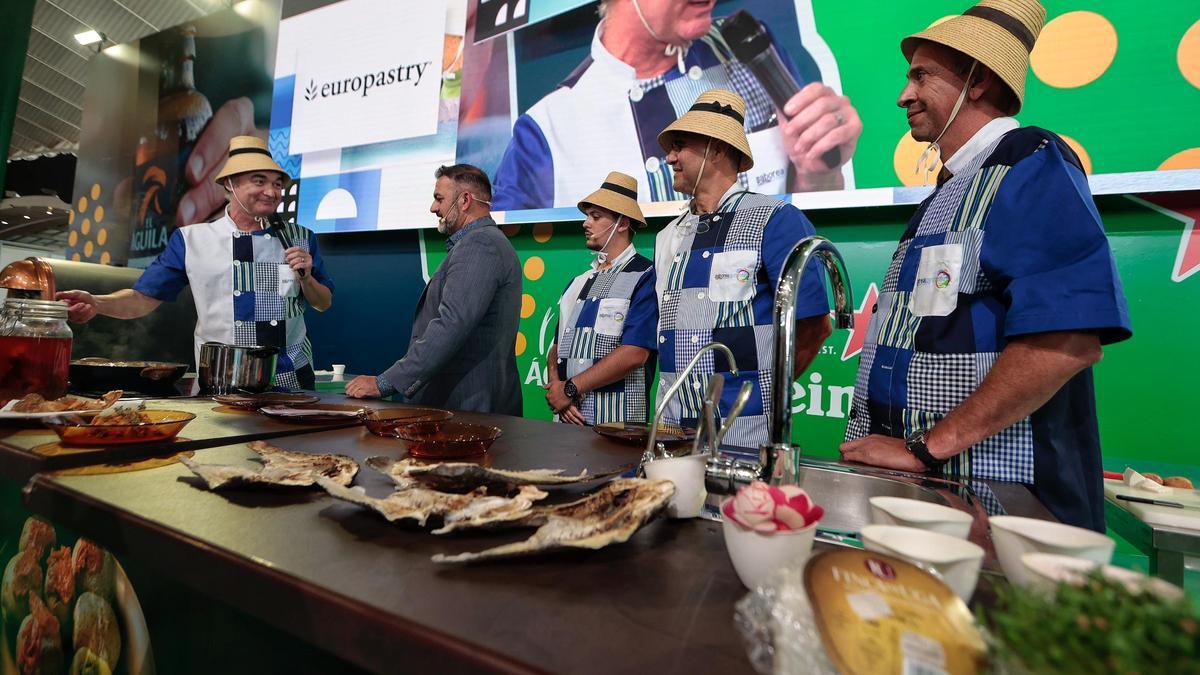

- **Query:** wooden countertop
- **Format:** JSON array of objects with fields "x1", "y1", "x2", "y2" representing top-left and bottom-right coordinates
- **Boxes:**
[{"x1": 17, "y1": 400, "x2": 1056, "y2": 674}]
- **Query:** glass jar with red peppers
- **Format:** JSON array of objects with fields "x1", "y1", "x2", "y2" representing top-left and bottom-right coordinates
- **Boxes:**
[{"x1": 0, "y1": 298, "x2": 73, "y2": 400}]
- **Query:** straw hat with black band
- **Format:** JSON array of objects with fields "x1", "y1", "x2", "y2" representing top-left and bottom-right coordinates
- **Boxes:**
[
  {"x1": 213, "y1": 136, "x2": 290, "y2": 185},
  {"x1": 901, "y1": 0, "x2": 1046, "y2": 113},
  {"x1": 578, "y1": 172, "x2": 646, "y2": 229},
  {"x1": 657, "y1": 89, "x2": 754, "y2": 172}
]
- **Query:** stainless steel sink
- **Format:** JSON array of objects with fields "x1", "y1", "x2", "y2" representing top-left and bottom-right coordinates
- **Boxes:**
[{"x1": 704, "y1": 455, "x2": 989, "y2": 546}]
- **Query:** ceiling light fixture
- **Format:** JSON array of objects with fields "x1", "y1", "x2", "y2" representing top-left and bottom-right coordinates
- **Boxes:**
[{"x1": 74, "y1": 29, "x2": 103, "y2": 45}]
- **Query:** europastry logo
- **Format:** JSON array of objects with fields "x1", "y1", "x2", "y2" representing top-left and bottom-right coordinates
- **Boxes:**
[{"x1": 303, "y1": 61, "x2": 432, "y2": 101}]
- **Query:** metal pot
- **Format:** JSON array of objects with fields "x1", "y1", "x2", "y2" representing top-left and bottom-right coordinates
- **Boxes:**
[
  {"x1": 197, "y1": 342, "x2": 278, "y2": 394},
  {"x1": 70, "y1": 358, "x2": 189, "y2": 396}
]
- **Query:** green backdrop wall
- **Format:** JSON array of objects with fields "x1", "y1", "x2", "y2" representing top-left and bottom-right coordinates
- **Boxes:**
[{"x1": 417, "y1": 190, "x2": 1198, "y2": 468}]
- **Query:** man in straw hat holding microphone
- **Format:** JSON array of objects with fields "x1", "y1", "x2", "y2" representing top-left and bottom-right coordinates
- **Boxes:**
[
  {"x1": 546, "y1": 172, "x2": 659, "y2": 426},
  {"x1": 58, "y1": 136, "x2": 335, "y2": 391},
  {"x1": 653, "y1": 88, "x2": 833, "y2": 449},
  {"x1": 840, "y1": 0, "x2": 1131, "y2": 530}
]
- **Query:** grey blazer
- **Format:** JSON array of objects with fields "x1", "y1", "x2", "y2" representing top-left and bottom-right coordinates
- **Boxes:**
[{"x1": 382, "y1": 217, "x2": 523, "y2": 415}]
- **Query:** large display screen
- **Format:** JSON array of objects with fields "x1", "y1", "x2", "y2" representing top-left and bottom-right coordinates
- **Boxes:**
[{"x1": 268, "y1": 0, "x2": 1200, "y2": 232}]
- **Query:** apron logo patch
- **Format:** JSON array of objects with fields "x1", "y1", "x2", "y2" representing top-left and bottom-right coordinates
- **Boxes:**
[{"x1": 935, "y1": 269, "x2": 952, "y2": 289}]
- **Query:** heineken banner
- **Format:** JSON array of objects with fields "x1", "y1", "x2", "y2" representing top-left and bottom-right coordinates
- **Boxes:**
[{"x1": 265, "y1": 0, "x2": 1200, "y2": 232}]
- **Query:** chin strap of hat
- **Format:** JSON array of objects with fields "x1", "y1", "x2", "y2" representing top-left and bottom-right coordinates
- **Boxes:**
[
  {"x1": 630, "y1": 0, "x2": 691, "y2": 74},
  {"x1": 915, "y1": 60, "x2": 978, "y2": 184},
  {"x1": 594, "y1": 215, "x2": 625, "y2": 266}
]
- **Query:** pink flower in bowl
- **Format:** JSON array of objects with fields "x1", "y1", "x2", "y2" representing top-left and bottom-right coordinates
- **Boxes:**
[{"x1": 722, "y1": 481, "x2": 824, "y2": 533}]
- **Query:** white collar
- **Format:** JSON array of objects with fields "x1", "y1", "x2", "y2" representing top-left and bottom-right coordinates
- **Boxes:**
[
  {"x1": 590, "y1": 22, "x2": 639, "y2": 81},
  {"x1": 944, "y1": 117, "x2": 1019, "y2": 177},
  {"x1": 592, "y1": 242, "x2": 637, "y2": 271}
]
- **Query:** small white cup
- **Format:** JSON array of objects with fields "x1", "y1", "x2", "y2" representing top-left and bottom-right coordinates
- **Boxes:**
[
  {"x1": 1019, "y1": 552, "x2": 1184, "y2": 601},
  {"x1": 861, "y1": 524, "x2": 985, "y2": 601},
  {"x1": 643, "y1": 454, "x2": 707, "y2": 519},
  {"x1": 988, "y1": 515, "x2": 1114, "y2": 587},
  {"x1": 331, "y1": 364, "x2": 346, "y2": 375},
  {"x1": 721, "y1": 513, "x2": 818, "y2": 589},
  {"x1": 869, "y1": 496, "x2": 974, "y2": 539}
]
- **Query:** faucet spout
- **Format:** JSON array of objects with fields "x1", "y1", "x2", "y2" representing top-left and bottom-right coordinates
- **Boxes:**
[
  {"x1": 644, "y1": 342, "x2": 738, "y2": 462},
  {"x1": 762, "y1": 236, "x2": 854, "y2": 482}
]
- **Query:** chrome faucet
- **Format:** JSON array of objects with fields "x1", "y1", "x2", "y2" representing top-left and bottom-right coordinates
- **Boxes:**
[
  {"x1": 703, "y1": 236, "x2": 854, "y2": 493},
  {"x1": 763, "y1": 236, "x2": 854, "y2": 482},
  {"x1": 643, "y1": 342, "x2": 738, "y2": 463}
]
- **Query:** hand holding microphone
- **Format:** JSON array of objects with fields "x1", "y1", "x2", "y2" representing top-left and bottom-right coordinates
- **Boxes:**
[
  {"x1": 268, "y1": 213, "x2": 307, "y2": 279},
  {"x1": 718, "y1": 11, "x2": 861, "y2": 177}
]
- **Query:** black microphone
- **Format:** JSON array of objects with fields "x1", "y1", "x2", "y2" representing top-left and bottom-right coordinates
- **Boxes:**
[
  {"x1": 267, "y1": 213, "x2": 305, "y2": 278},
  {"x1": 719, "y1": 10, "x2": 842, "y2": 170}
]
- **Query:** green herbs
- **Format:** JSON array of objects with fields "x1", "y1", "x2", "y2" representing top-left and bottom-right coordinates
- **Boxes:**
[{"x1": 980, "y1": 572, "x2": 1199, "y2": 674}]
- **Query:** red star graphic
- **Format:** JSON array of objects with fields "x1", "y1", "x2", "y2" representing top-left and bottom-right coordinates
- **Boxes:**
[
  {"x1": 840, "y1": 282, "x2": 879, "y2": 362},
  {"x1": 1134, "y1": 191, "x2": 1200, "y2": 283}
]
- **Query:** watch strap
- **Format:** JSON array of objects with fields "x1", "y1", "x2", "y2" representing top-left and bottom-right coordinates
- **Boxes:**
[{"x1": 905, "y1": 432, "x2": 946, "y2": 470}]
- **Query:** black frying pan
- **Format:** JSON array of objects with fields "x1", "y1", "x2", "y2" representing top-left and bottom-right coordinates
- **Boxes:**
[{"x1": 69, "y1": 358, "x2": 189, "y2": 396}]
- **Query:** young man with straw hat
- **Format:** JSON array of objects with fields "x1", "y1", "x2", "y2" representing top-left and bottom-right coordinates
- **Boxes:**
[
  {"x1": 653, "y1": 88, "x2": 833, "y2": 449},
  {"x1": 57, "y1": 136, "x2": 335, "y2": 391},
  {"x1": 840, "y1": 0, "x2": 1131, "y2": 531},
  {"x1": 545, "y1": 172, "x2": 659, "y2": 426}
]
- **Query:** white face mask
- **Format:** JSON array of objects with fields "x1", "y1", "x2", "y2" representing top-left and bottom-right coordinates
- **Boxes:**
[
  {"x1": 915, "y1": 60, "x2": 978, "y2": 184},
  {"x1": 592, "y1": 215, "x2": 624, "y2": 265}
]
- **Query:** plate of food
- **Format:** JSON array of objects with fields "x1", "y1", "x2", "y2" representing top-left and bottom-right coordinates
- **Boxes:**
[
  {"x1": 257, "y1": 403, "x2": 367, "y2": 423},
  {"x1": 211, "y1": 392, "x2": 320, "y2": 410},
  {"x1": 1, "y1": 517, "x2": 153, "y2": 674},
  {"x1": 43, "y1": 408, "x2": 194, "y2": 446},
  {"x1": 0, "y1": 391, "x2": 124, "y2": 421},
  {"x1": 593, "y1": 422, "x2": 696, "y2": 447}
]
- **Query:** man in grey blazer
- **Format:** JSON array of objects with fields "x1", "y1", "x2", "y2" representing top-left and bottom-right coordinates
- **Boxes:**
[{"x1": 345, "y1": 164, "x2": 523, "y2": 415}]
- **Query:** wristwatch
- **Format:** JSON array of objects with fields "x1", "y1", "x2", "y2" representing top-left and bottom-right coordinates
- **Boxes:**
[
  {"x1": 904, "y1": 430, "x2": 947, "y2": 471},
  {"x1": 563, "y1": 378, "x2": 579, "y2": 401}
]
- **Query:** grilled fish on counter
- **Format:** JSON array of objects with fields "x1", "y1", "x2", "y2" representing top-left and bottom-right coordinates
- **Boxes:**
[
  {"x1": 433, "y1": 479, "x2": 675, "y2": 563},
  {"x1": 180, "y1": 441, "x2": 358, "y2": 490},
  {"x1": 317, "y1": 479, "x2": 548, "y2": 529},
  {"x1": 365, "y1": 456, "x2": 602, "y2": 492}
]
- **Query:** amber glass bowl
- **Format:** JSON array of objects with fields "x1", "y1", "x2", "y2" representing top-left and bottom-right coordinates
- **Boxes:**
[
  {"x1": 45, "y1": 410, "x2": 196, "y2": 446},
  {"x1": 360, "y1": 407, "x2": 454, "y2": 437},
  {"x1": 390, "y1": 420, "x2": 501, "y2": 459}
]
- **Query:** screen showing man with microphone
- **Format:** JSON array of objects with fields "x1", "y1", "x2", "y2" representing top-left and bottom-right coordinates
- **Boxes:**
[{"x1": 489, "y1": 0, "x2": 861, "y2": 211}]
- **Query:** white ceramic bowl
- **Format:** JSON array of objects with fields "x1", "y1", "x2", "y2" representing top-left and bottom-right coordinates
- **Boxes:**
[
  {"x1": 721, "y1": 508, "x2": 818, "y2": 589},
  {"x1": 643, "y1": 454, "x2": 708, "y2": 519},
  {"x1": 1020, "y1": 552, "x2": 1184, "y2": 601},
  {"x1": 868, "y1": 496, "x2": 974, "y2": 539},
  {"x1": 860, "y1": 524, "x2": 985, "y2": 600},
  {"x1": 988, "y1": 515, "x2": 1115, "y2": 587}
]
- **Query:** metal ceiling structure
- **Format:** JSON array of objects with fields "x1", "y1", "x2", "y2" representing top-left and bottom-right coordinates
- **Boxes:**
[{"x1": 9, "y1": 0, "x2": 231, "y2": 161}]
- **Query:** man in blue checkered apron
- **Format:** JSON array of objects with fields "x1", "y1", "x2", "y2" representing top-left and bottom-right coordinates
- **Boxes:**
[
  {"x1": 653, "y1": 89, "x2": 833, "y2": 449},
  {"x1": 546, "y1": 172, "x2": 659, "y2": 426},
  {"x1": 840, "y1": 0, "x2": 1131, "y2": 531},
  {"x1": 56, "y1": 136, "x2": 335, "y2": 392},
  {"x1": 491, "y1": 1, "x2": 863, "y2": 210}
]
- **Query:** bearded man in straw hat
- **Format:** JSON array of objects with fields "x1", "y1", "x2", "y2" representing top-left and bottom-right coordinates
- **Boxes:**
[
  {"x1": 58, "y1": 136, "x2": 335, "y2": 391},
  {"x1": 840, "y1": 0, "x2": 1131, "y2": 531},
  {"x1": 545, "y1": 172, "x2": 659, "y2": 426},
  {"x1": 653, "y1": 88, "x2": 833, "y2": 448}
]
